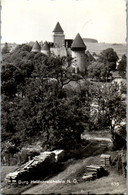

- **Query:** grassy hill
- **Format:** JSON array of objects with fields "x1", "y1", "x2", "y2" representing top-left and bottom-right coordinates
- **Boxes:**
[{"x1": 84, "y1": 42, "x2": 126, "y2": 58}]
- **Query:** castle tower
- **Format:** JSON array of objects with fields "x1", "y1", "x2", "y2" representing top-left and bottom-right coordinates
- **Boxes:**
[
  {"x1": 53, "y1": 22, "x2": 65, "y2": 48},
  {"x1": 31, "y1": 41, "x2": 41, "y2": 52},
  {"x1": 41, "y1": 41, "x2": 50, "y2": 56},
  {"x1": 71, "y1": 33, "x2": 87, "y2": 73}
]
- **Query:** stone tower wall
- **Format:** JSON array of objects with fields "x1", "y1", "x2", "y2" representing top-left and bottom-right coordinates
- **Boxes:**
[
  {"x1": 41, "y1": 50, "x2": 50, "y2": 56},
  {"x1": 50, "y1": 47, "x2": 67, "y2": 57},
  {"x1": 71, "y1": 50, "x2": 87, "y2": 73},
  {"x1": 53, "y1": 34, "x2": 65, "y2": 48}
]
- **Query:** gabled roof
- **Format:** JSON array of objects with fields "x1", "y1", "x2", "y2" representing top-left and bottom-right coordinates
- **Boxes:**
[
  {"x1": 32, "y1": 41, "x2": 41, "y2": 51},
  {"x1": 53, "y1": 22, "x2": 64, "y2": 33},
  {"x1": 71, "y1": 33, "x2": 86, "y2": 50},
  {"x1": 42, "y1": 41, "x2": 50, "y2": 50}
]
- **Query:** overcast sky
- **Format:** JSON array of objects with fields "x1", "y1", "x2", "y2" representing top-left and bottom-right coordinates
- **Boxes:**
[{"x1": 1, "y1": 0, "x2": 126, "y2": 44}]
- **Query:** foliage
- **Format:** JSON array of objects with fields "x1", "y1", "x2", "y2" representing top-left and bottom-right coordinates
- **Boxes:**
[
  {"x1": 117, "y1": 54, "x2": 126, "y2": 79},
  {"x1": 87, "y1": 61, "x2": 112, "y2": 82},
  {"x1": 2, "y1": 44, "x2": 32, "y2": 65},
  {"x1": 90, "y1": 82, "x2": 126, "y2": 148},
  {"x1": 2, "y1": 44, "x2": 90, "y2": 150},
  {"x1": 98, "y1": 48, "x2": 118, "y2": 71},
  {"x1": 2, "y1": 62, "x2": 34, "y2": 98},
  {"x1": 88, "y1": 48, "x2": 119, "y2": 82},
  {"x1": 2, "y1": 43, "x2": 125, "y2": 152},
  {"x1": 3, "y1": 141, "x2": 19, "y2": 155}
]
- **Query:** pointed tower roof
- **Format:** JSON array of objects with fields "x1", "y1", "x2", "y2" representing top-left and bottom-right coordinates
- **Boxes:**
[
  {"x1": 71, "y1": 33, "x2": 86, "y2": 50},
  {"x1": 42, "y1": 41, "x2": 50, "y2": 50},
  {"x1": 53, "y1": 22, "x2": 64, "y2": 33},
  {"x1": 31, "y1": 41, "x2": 41, "y2": 52}
]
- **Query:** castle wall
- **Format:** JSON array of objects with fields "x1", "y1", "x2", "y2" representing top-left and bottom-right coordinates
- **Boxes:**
[
  {"x1": 53, "y1": 34, "x2": 65, "y2": 48},
  {"x1": 71, "y1": 50, "x2": 87, "y2": 73},
  {"x1": 31, "y1": 49, "x2": 41, "y2": 52},
  {"x1": 50, "y1": 47, "x2": 67, "y2": 57},
  {"x1": 41, "y1": 50, "x2": 50, "y2": 56}
]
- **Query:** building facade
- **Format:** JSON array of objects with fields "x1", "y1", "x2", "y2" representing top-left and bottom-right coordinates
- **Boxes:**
[
  {"x1": 53, "y1": 22, "x2": 65, "y2": 48},
  {"x1": 71, "y1": 33, "x2": 87, "y2": 73},
  {"x1": 31, "y1": 22, "x2": 88, "y2": 73}
]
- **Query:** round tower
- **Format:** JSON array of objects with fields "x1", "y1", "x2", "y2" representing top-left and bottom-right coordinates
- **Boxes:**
[
  {"x1": 53, "y1": 22, "x2": 65, "y2": 48},
  {"x1": 71, "y1": 33, "x2": 87, "y2": 73},
  {"x1": 41, "y1": 41, "x2": 50, "y2": 56},
  {"x1": 31, "y1": 41, "x2": 41, "y2": 52}
]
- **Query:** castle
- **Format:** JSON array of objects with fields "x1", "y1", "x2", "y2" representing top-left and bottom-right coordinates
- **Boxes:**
[{"x1": 31, "y1": 22, "x2": 88, "y2": 73}]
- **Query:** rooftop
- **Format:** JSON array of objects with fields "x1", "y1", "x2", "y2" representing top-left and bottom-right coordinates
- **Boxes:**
[
  {"x1": 42, "y1": 41, "x2": 50, "y2": 50},
  {"x1": 53, "y1": 22, "x2": 64, "y2": 33},
  {"x1": 71, "y1": 33, "x2": 86, "y2": 50},
  {"x1": 32, "y1": 41, "x2": 41, "y2": 51}
]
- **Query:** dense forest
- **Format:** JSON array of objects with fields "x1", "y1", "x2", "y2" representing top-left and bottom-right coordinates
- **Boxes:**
[{"x1": 1, "y1": 43, "x2": 126, "y2": 164}]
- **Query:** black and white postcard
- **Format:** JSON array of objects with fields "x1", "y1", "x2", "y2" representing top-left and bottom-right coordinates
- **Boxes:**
[{"x1": 1, "y1": 0, "x2": 127, "y2": 194}]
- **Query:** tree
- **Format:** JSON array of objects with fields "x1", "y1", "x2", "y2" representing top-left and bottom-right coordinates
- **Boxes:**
[
  {"x1": 1, "y1": 44, "x2": 36, "y2": 98},
  {"x1": 2, "y1": 46, "x2": 90, "y2": 150},
  {"x1": 1, "y1": 64, "x2": 18, "y2": 97},
  {"x1": 2, "y1": 44, "x2": 32, "y2": 65},
  {"x1": 117, "y1": 54, "x2": 126, "y2": 79},
  {"x1": 90, "y1": 82, "x2": 126, "y2": 148},
  {"x1": 1, "y1": 60, "x2": 35, "y2": 98},
  {"x1": 17, "y1": 57, "x2": 90, "y2": 149},
  {"x1": 98, "y1": 48, "x2": 118, "y2": 71},
  {"x1": 87, "y1": 61, "x2": 112, "y2": 82}
]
